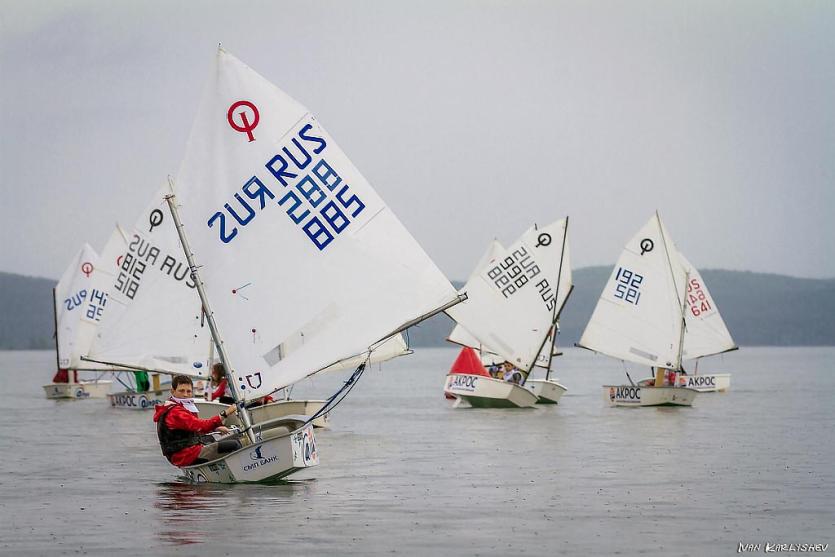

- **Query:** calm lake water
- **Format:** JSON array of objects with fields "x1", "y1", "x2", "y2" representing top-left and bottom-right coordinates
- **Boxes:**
[{"x1": 0, "y1": 347, "x2": 832, "y2": 556}]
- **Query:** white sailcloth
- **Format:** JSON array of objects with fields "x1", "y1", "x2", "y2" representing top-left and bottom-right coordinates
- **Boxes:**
[
  {"x1": 319, "y1": 333, "x2": 410, "y2": 373},
  {"x1": 70, "y1": 225, "x2": 131, "y2": 371},
  {"x1": 446, "y1": 218, "x2": 572, "y2": 371},
  {"x1": 55, "y1": 244, "x2": 99, "y2": 369},
  {"x1": 84, "y1": 184, "x2": 212, "y2": 377},
  {"x1": 447, "y1": 239, "x2": 504, "y2": 351},
  {"x1": 679, "y1": 254, "x2": 737, "y2": 360},
  {"x1": 578, "y1": 213, "x2": 688, "y2": 369},
  {"x1": 171, "y1": 48, "x2": 459, "y2": 400}
]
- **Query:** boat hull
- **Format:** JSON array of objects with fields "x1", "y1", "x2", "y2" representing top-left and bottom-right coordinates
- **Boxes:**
[
  {"x1": 444, "y1": 374, "x2": 538, "y2": 408},
  {"x1": 638, "y1": 373, "x2": 731, "y2": 393},
  {"x1": 42, "y1": 381, "x2": 112, "y2": 399},
  {"x1": 525, "y1": 379, "x2": 567, "y2": 404},
  {"x1": 603, "y1": 385, "x2": 698, "y2": 407},
  {"x1": 180, "y1": 420, "x2": 318, "y2": 484},
  {"x1": 196, "y1": 399, "x2": 330, "y2": 428},
  {"x1": 108, "y1": 390, "x2": 166, "y2": 410}
]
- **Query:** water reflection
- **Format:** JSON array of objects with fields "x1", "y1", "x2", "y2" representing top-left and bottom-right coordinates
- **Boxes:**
[{"x1": 153, "y1": 479, "x2": 317, "y2": 546}]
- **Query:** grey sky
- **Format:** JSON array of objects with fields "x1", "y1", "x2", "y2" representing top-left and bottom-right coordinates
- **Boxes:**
[{"x1": 1, "y1": 0, "x2": 833, "y2": 281}]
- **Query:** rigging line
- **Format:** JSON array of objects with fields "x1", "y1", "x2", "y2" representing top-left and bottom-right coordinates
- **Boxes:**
[
  {"x1": 114, "y1": 372, "x2": 132, "y2": 391},
  {"x1": 304, "y1": 355, "x2": 371, "y2": 426}
]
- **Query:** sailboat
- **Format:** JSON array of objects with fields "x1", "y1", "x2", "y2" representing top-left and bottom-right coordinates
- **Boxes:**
[
  {"x1": 577, "y1": 212, "x2": 700, "y2": 407},
  {"x1": 672, "y1": 253, "x2": 737, "y2": 391},
  {"x1": 43, "y1": 244, "x2": 114, "y2": 399},
  {"x1": 444, "y1": 218, "x2": 572, "y2": 408},
  {"x1": 157, "y1": 47, "x2": 461, "y2": 483}
]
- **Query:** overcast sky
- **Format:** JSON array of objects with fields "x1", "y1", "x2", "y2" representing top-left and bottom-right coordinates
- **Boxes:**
[{"x1": 1, "y1": 0, "x2": 833, "y2": 281}]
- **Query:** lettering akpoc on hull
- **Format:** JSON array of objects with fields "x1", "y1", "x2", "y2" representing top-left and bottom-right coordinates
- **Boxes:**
[{"x1": 108, "y1": 392, "x2": 164, "y2": 410}]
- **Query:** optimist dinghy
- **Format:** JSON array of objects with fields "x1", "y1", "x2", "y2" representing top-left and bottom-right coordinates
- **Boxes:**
[
  {"x1": 636, "y1": 254, "x2": 737, "y2": 392},
  {"x1": 445, "y1": 218, "x2": 572, "y2": 408},
  {"x1": 43, "y1": 243, "x2": 115, "y2": 399},
  {"x1": 156, "y1": 47, "x2": 461, "y2": 483},
  {"x1": 578, "y1": 212, "x2": 700, "y2": 407}
]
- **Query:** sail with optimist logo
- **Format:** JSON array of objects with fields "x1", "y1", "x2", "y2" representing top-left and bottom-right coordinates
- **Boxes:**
[
  {"x1": 82, "y1": 184, "x2": 212, "y2": 379},
  {"x1": 54, "y1": 243, "x2": 115, "y2": 371},
  {"x1": 577, "y1": 212, "x2": 689, "y2": 370},
  {"x1": 168, "y1": 48, "x2": 462, "y2": 402},
  {"x1": 446, "y1": 218, "x2": 572, "y2": 373}
]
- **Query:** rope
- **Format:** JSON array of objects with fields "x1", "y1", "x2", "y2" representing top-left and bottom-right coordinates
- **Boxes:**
[{"x1": 304, "y1": 353, "x2": 371, "y2": 426}]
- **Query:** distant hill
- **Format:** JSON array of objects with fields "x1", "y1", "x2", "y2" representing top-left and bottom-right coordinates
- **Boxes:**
[
  {"x1": 0, "y1": 272, "x2": 57, "y2": 350},
  {"x1": 1, "y1": 268, "x2": 833, "y2": 350},
  {"x1": 406, "y1": 267, "x2": 835, "y2": 348}
]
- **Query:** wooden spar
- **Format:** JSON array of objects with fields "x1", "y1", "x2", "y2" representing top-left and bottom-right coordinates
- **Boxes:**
[{"x1": 164, "y1": 188, "x2": 256, "y2": 444}]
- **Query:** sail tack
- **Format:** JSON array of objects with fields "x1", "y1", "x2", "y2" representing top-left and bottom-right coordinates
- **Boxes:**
[
  {"x1": 447, "y1": 219, "x2": 571, "y2": 371},
  {"x1": 170, "y1": 49, "x2": 458, "y2": 400},
  {"x1": 578, "y1": 213, "x2": 687, "y2": 369}
]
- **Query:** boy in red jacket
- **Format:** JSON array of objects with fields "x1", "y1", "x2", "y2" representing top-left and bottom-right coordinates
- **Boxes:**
[{"x1": 153, "y1": 375, "x2": 240, "y2": 467}]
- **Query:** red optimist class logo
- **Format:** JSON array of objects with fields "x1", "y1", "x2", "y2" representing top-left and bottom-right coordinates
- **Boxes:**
[{"x1": 227, "y1": 100, "x2": 260, "y2": 142}]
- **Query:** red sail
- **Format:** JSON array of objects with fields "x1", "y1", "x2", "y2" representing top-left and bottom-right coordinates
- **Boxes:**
[{"x1": 448, "y1": 347, "x2": 490, "y2": 377}]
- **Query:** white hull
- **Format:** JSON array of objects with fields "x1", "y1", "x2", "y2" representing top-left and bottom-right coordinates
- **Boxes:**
[
  {"x1": 638, "y1": 373, "x2": 731, "y2": 393},
  {"x1": 603, "y1": 385, "x2": 698, "y2": 407},
  {"x1": 42, "y1": 381, "x2": 112, "y2": 399},
  {"x1": 196, "y1": 399, "x2": 330, "y2": 429},
  {"x1": 444, "y1": 374, "x2": 538, "y2": 408},
  {"x1": 525, "y1": 379, "x2": 567, "y2": 404},
  {"x1": 108, "y1": 390, "x2": 166, "y2": 410},
  {"x1": 180, "y1": 418, "x2": 318, "y2": 483}
]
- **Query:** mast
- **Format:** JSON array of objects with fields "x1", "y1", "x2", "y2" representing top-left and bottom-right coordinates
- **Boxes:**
[
  {"x1": 675, "y1": 271, "x2": 690, "y2": 371},
  {"x1": 165, "y1": 189, "x2": 256, "y2": 444},
  {"x1": 52, "y1": 287, "x2": 61, "y2": 373},
  {"x1": 525, "y1": 217, "x2": 569, "y2": 380},
  {"x1": 656, "y1": 211, "x2": 687, "y2": 371}
]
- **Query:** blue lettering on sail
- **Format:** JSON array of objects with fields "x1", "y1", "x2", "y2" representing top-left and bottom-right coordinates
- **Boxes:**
[
  {"x1": 208, "y1": 122, "x2": 366, "y2": 251},
  {"x1": 613, "y1": 267, "x2": 643, "y2": 305}
]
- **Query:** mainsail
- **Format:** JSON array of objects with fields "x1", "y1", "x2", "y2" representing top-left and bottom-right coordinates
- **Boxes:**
[
  {"x1": 679, "y1": 253, "x2": 737, "y2": 360},
  {"x1": 55, "y1": 244, "x2": 100, "y2": 369},
  {"x1": 170, "y1": 48, "x2": 460, "y2": 400},
  {"x1": 69, "y1": 225, "x2": 128, "y2": 369},
  {"x1": 446, "y1": 218, "x2": 572, "y2": 371},
  {"x1": 84, "y1": 184, "x2": 212, "y2": 377},
  {"x1": 578, "y1": 212, "x2": 688, "y2": 369}
]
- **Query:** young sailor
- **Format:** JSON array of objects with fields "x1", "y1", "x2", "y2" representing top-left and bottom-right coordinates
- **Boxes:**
[
  {"x1": 209, "y1": 363, "x2": 234, "y2": 404},
  {"x1": 153, "y1": 375, "x2": 240, "y2": 467}
]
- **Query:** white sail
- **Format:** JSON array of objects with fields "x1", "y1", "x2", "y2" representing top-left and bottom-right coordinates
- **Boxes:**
[
  {"x1": 71, "y1": 225, "x2": 130, "y2": 371},
  {"x1": 319, "y1": 333, "x2": 410, "y2": 373},
  {"x1": 446, "y1": 218, "x2": 571, "y2": 371},
  {"x1": 447, "y1": 239, "x2": 504, "y2": 351},
  {"x1": 84, "y1": 184, "x2": 212, "y2": 378},
  {"x1": 578, "y1": 213, "x2": 688, "y2": 369},
  {"x1": 170, "y1": 48, "x2": 459, "y2": 400},
  {"x1": 55, "y1": 244, "x2": 99, "y2": 369},
  {"x1": 679, "y1": 253, "x2": 737, "y2": 360}
]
